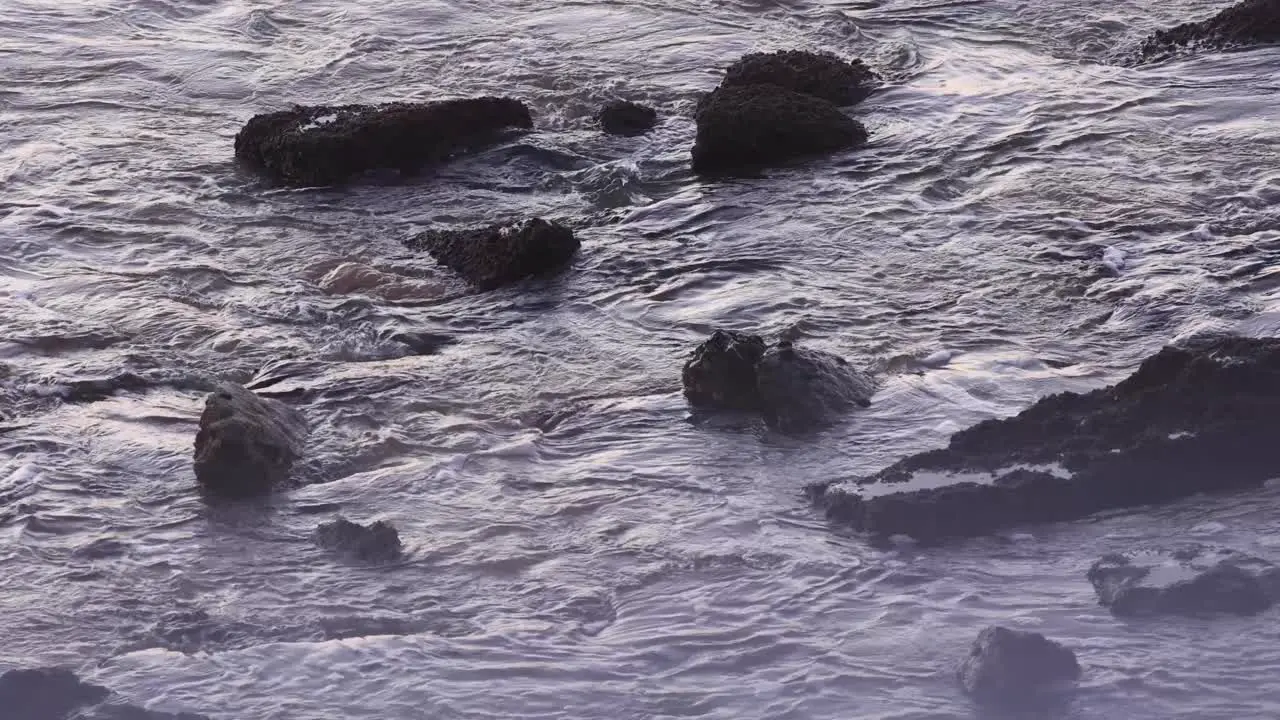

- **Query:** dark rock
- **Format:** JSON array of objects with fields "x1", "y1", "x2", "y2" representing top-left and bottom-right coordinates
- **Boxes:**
[
  {"x1": 682, "y1": 330, "x2": 768, "y2": 412},
  {"x1": 193, "y1": 381, "x2": 307, "y2": 498},
  {"x1": 681, "y1": 331, "x2": 873, "y2": 431},
  {"x1": 756, "y1": 341, "x2": 874, "y2": 432},
  {"x1": 315, "y1": 517, "x2": 403, "y2": 563},
  {"x1": 691, "y1": 84, "x2": 867, "y2": 175},
  {"x1": 234, "y1": 97, "x2": 533, "y2": 186},
  {"x1": 1138, "y1": 0, "x2": 1280, "y2": 61},
  {"x1": 720, "y1": 50, "x2": 877, "y2": 105},
  {"x1": 84, "y1": 703, "x2": 212, "y2": 720},
  {"x1": 404, "y1": 218, "x2": 579, "y2": 290},
  {"x1": 957, "y1": 626, "x2": 1081, "y2": 705},
  {"x1": 809, "y1": 336, "x2": 1280, "y2": 541},
  {"x1": 386, "y1": 330, "x2": 456, "y2": 356},
  {"x1": 1088, "y1": 545, "x2": 1280, "y2": 616},
  {"x1": 0, "y1": 667, "x2": 209, "y2": 720},
  {"x1": 597, "y1": 100, "x2": 658, "y2": 136}
]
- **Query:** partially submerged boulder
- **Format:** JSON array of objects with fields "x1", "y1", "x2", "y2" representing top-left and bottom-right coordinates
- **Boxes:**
[
  {"x1": 1088, "y1": 545, "x2": 1280, "y2": 616},
  {"x1": 234, "y1": 97, "x2": 533, "y2": 186},
  {"x1": 315, "y1": 517, "x2": 404, "y2": 563},
  {"x1": 404, "y1": 218, "x2": 579, "y2": 290},
  {"x1": 0, "y1": 667, "x2": 209, "y2": 720},
  {"x1": 721, "y1": 50, "x2": 877, "y2": 106},
  {"x1": 810, "y1": 336, "x2": 1280, "y2": 541},
  {"x1": 597, "y1": 100, "x2": 658, "y2": 136},
  {"x1": 682, "y1": 330, "x2": 873, "y2": 431},
  {"x1": 1138, "y1": 0, "x2": 1280, "y2": 61},
  {"x1": 193, "y1": 382, "x2": 307, "y2": 498},
  {"x1": 957, "y1": 626, "x2": 1081, "y2": 705},
  {"x1": 691, "y1": 84, "x2": 867, "y2": 175}
]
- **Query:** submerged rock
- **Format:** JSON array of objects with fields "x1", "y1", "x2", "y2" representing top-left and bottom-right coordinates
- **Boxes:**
[
  {"x1": 1138, "y1": 0, "x2": 1280, "y2": 61},
  {"x1": 957, "y1": 626, "x2": 1081, "y2": 705},
  {"x1": 1088, "y1": 545, "x2": 1280, "y2": 616},
  {"x1": 597, "y1": 100, "x2": 658, "y2": 136},
  {"x1": 0, "y1": 667, "x2": 209, "y2": 720},
  {"x1": 234, "y1": 97, "x2": 533, "y2": 186},
  {"x1": 682, "y1": 330, "x2": 872, "y2": 431},
  {"x1": 691, "y1": 84, "x2": 867, "y2": 175},
  {"x1": 193, "y1": 382, "x2": 307, "y2": 498},
  {"x1": 404, "y1": 218, "x2": 580, "y2": 290},
  {"x1": 810, "y1": 336, "x2": 1280, "y2": 541},
  {"x1": 720, "y1": 50, "x2": 877, "y2": 105},
  {"x1": 315, "y1": 517, "x2": 403, "y2": 563}
]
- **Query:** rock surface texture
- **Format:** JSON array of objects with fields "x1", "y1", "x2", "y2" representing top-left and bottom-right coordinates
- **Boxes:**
[
  {"x1": 234, "y1": 97, "x2": 533, "y2": 186},
  {"x1": 597, "y1": 100, "x2": 658, "y2": 136},
  {"x1": 720, "y1": 50, "x2": 878, "y2": 105},
  {"x1": 809, "y1": 336, "x2": 1280, "y2": 541},
  {"x1": 957, "y1": 626, "x2": 1081, "y2": 705},
  {"x1": 315, "y1": 517, "x2": 404, "y2": 563},
  {"x1": 1088, "y1": 545, "x2": 1280, "y2": 616},
  {"x1": 1138, "y1": 0, "x2": 1280, "y2": 60},
  {"x1": 193, "y1": 382, "x2": 307, "y2": 498},
  {"x1": 404, "y1": 218, "x2": 580, "y2": 290}
]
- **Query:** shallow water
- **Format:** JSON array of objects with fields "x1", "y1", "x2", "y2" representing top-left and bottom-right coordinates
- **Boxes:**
[{"x1": 3, "y1": 0, "x2": 1280, "y2": 717}]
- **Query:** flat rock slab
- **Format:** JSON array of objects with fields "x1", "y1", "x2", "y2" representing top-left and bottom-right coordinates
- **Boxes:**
[
  {"x1": 234, "y1": 97, "x2": 532, "y2": 186},
  {"x1": 193, "y1": 381, "x2": 307, "y2": 498},
  {"x1": 809, "y1": 336, "x2": 1280, "y2": 541},
  {"x1": 958, "y1": 626, "x2": 1080, "y2": 705},
  {"x1": 720, "y1": 50, "x2": 878, "y2": 106},
  {"x1": 1138, "y1": 0, "x2": 1280, "y2": 61},
  {"x1": 404, "y1": 218, "x2": 579, "y2": 290},
  {"x1": 1088, "y1": 545, "x2": 1280, "y2": 616}
]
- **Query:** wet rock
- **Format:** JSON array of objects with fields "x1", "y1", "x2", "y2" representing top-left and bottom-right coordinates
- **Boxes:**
[
  {"x1": 1088, "y1": 545, "x2": 1280, "y2": 616},
  {"x1": 682, "y1": 330, "x2": 872, "y2": 431},
  {"x1": 810, "y1": 336, "x2": 1280, "y2": 541},
  {"x1": 234, "y1": 97, "x2": 533, "y2": 186},
  {"x1": 193, "y1": 381, "x2": 307, "y2": 498},
  {"x1": 691, "y1": 84, "x2": 867, "y2": 175},
  {"x1": 0, "y1": 668, "x2": 209, "y2": 720},
  {"x1": 315, "y1": 516, "x2": 403, "y2": 563},
  {"x1": 957, "y1": 626, "x2": 1081, "y2": 705},
  {"x1": 597, "y1": 100, "x2": 658, "y2": 136},
  {"x1": 404, "y1": 218, "x2": 579, "y2": 290},
  {"x1": 756, "y1": 341, "x2": 874, "y2": 432},
  {"x1": 682, "y1": 330, "x2": 769, "y2": 412},
  {"x1": 720, "y1": 50, "x2": 877, "y2": 105},
  {"x1": 1138, "y1": 0, "x2": 1280, "y2": 61}
]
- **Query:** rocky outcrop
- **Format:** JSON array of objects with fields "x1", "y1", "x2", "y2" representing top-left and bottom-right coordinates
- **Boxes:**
[
  {"x1": 720, "y1": 50, "x2": 877, "y2": 106},
  {"x1": 682, "y1": 330, "x2": 873, "y2": 431},
  {"x1": 810, "y1": 336, "x2": 1280, "y2": 542},
  {"x1": 1138, "y1": 0, "x2": 1280, "y2": 61},
  {"x1": 193, "y1": 382, "x2": 307, "y2": 498},
  {"x1": 234, "y1": 97, "x2": 533, "y2": 186},
  {"x1": 0, "y1": 667, "x2": 209, "y2": 720},
  {"x1": 315, "y1": 517, "x2": 404, "y2": 563},
  {"x1": 597, "y1": 100, "x2": 658, "y2": 136},
  {"x1": 691, "y1": 84, "x2": 867, "y2": 175},
  {"x1": 957, "y1": 626, "x2": 1081, "y2": 705},
  {"x1": 404, "y1": 218, "x2": 579, "y2": 290},
  {"x1": 1088, "y1": 546, "x2": 1280, "y2": 616}
]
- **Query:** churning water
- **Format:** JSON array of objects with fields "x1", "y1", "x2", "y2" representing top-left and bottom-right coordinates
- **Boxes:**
[{"x1": 4, "y1": 0, "x2": 1280, "y2": 717}]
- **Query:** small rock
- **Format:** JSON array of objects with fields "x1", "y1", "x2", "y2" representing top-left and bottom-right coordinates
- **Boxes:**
[
  {"x1": 597, "y1": 100, "x2": 658, "y2": 136},
  {"x1": 957, "y1": 626, "x2": 1081, "y2": 705},
  {"x1": 193, "y1": 382, "x2": 307, "y2": 498},
  {"x1": 756, "y1": 340, "x2": 874, "y2": 431},
  {"x1": 720, "y1": 49, "x2": 877, "y2": 105},
  {"x1": 404, "y1": 218, "x2": 580, "y2": 290},
  {"x1": 682, "y1": 330, "x2": 768, "y2": 412},
  {"x1": 1088, "y1": 545, "x2": 1280, "y2": 616},
  {"x1": 315, "y1": 517, "x2": 404, "y2": 563}
]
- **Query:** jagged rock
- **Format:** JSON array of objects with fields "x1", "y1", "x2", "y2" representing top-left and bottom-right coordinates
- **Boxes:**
[
  {"x1": 597, "y1": 100, "x2": 658, "y2": 136},
  {"x1": 1138, "y1": 0, "x2": 1280, "y2": 61},
  {"x1": 193, "y1": 382, "x2": 307, "y2": 497},
  {"x1": 810, "y1": 336, "x2": 1280, "y2": 541},
  {"x1": 691, "y1": 84, "x2": 867, "y2": 175},
  {"x1": 957, "y1": 627, "x2": 1081, "y2": 705},
  {"x1": 0, "y1": 667, "x2": 209, "y2": 720},
  {"x1": 720, "y1": 50, "x2": 877, "y2": 105},
  {"x1": 1088, "y1": 546, "x2": 1280, "y2": 616},
  {"x1": 682, "y1": 330, "x2": 769, "y2": 412},
  {"x1": 315, "y1": 517, "x2": 403, "y2": 563},
  {"x1": 682, "y1": 331, "x2": 872, "y2": 430},
  {"x1": 234, "y1": 97, "x2": 533, "y2": 186},
  {"x1": 404, "y1": 218, "x2": 579, "y2": 290}
]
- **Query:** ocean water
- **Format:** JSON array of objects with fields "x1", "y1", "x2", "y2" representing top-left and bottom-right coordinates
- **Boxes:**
[{"x1": 3, "y1": 0, "x2": 1280, "y2": 717}]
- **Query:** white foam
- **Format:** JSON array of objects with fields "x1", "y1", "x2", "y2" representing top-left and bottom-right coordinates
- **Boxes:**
[
  {"x1": 1102, "y1": 246, "x2": 1127, "y2": 275},
  {"x1": 298, "y1": 113, "x2": 340, "y2": 131},
  {"x1": 848, "y1": 462, "x2": 1073, "y2": 500}
]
